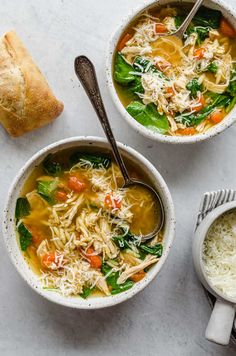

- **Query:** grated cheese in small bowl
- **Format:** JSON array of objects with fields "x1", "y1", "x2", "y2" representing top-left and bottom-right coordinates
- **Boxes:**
[{"x1": 202, "y1": 210, "x2": 236, "y2": 299}]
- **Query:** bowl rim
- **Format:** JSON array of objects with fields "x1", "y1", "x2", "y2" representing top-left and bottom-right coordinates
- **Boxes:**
[
  {"x1": 2, "y1": 136, "x2": 175, "y2": 309},
  {"x1": 106, "y1": 0, "x2": 236, "y2": 144},
  {"x1": 193, "y1": 201, "x2": 236, "y2": 304}
]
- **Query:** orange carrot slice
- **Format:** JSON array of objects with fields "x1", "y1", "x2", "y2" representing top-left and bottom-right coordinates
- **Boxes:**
[
  {"x1": 220, "y1": 18, "x2": 236, "y2": 38},
  {"x1": 117, "y1": 33, "x2": 133, "y2": 51}
]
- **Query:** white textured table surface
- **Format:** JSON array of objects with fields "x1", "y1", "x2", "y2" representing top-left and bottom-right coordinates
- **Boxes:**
[{"x1": 0, "y1": 0, "x2": 236, "y2": 355}]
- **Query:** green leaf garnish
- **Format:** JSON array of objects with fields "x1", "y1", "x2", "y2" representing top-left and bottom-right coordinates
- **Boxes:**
[
  {"x1": 15, "y1": 198, "x2": 30, "y2": 220},
  {"x1": 114, "y1": 53, "x2": 137, "y2": 85},
  {"x1": 37, "y1": 180, "x2": 58, "y2": 204},
  {"x1": 186, "y1": 78, "x2": 202, "y2": 98},
  {"x1": 139, "y1": 243, "x2": 163, "y2": 257},
  {"x1": 101, "y1": 263, "x2": 120, "y2": 288},
  {"x1": 176, "y1": 93, "x2": 232, "y2": 127},
  {"x1": 43, "y1": 154, "x2": 62, "y2": 176},
  {"x1": 80, "y1": 287, "x2": 94, "y2": 299},
  {"x1": 226, "y1": 96, "x2": 236, "y2": 113},
  {"x1": 18, "y1": 223, "x2": 32, "y2": 251},
  {"x1": 228, "y1": 67, "x2": 236, "y2": 97},
  {"x1": 133, "y1": 56, "x2": 165, "y2": 78},
  {"x1": 101, "y1": 262, "x2": 134, "y2": 294},
  {"x1": 175, "y1": 15, "x2": 185, "y2": 29},
  {"x1": 187, "y1": 25, "x2": 210, "y2": 45},
  {"x1": 207, "y1": 62, "x2": 218, "y2": 74},
  {"x1": 111, "y1": 280, "x2": 134, "y2": 295},
  {"x1": 192, "y1": 8, "x2": 222, "y2": 29},
  {"x1": 126, "y1": 101, "x2": 169, "y2": 134},
  {"x1": 70, "y1": 153, "x2": 111, "y2": 169}
]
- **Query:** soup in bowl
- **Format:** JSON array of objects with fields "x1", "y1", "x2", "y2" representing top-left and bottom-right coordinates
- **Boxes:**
[
  {"x1": 107, "y1": 0, "x2": 236, "y2": 143},
  {"x1": 3, "y1": 137, "x2": 175, "y2": 309}
]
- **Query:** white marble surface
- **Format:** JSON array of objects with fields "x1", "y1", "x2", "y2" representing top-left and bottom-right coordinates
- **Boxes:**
[{"x1": 0, "y1": 0, "x2": 236, "y2": 355}]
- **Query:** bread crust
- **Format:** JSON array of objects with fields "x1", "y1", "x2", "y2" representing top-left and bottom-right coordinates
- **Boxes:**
[{"x1": 0, "y1": 31, "x2": 63, "y2": 137}]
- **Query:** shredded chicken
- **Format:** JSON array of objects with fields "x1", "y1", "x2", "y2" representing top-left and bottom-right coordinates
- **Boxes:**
[
  {"x1": 117, "y1": 255, "x2": 158, "y2": 284},
  {"x1": 119, "y1": 6, "x2": 235, "y2": 135},
  {"x1": 28, "y1": 160, "x2": 163, "y2": 297}
]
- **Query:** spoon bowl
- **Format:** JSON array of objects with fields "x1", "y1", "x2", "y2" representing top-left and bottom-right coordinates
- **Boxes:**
[
  {"x1": 122, "y1": 178, "x2": 164, "y2": 241},
  {"x1": 74, "y1": 55, "x2": 164, "y2": 241}
]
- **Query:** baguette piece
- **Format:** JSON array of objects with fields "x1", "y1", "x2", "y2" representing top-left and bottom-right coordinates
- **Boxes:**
[{"x1": 0, "y1": 31, "x2": 63, "y2": 137}]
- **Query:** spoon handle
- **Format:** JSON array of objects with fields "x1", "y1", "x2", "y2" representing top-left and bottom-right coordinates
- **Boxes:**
[
  {"x1": 74, "y1": 55, "x2": 131, "y2": 184},
  {"x1": 177, "y1": 0, "x2": 204, "y2": 38}
]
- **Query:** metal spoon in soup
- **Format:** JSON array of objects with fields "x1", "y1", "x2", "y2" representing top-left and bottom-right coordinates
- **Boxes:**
[
  {"x1": 157, "y1": 0, "x2": 204, "y2": 41},
  {"x1": 74, "y1": 55, "x2": 164, "y2": 242},
  {"x1": 147, "y1": 0, "x2": 204, "y2": 60}
]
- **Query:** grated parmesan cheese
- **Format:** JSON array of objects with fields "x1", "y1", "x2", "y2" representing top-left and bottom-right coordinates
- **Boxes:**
[
  {"x1": 120, "y1": 9, "x2": 233, "y2": 134},
  {"x1": 203, "y1": 211, "x2": 236, "y2": 299},
  {"x1": 36, "y1": 161, "x2": 159, "y2": 297}
]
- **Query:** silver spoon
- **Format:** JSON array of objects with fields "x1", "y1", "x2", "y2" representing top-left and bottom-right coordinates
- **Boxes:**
[
  {"x1": 74, "y1": 55, "x2": 164, "y2": 241},
  {"x1": 158, "y1": 0, "x2": 204, "y2": 39}
]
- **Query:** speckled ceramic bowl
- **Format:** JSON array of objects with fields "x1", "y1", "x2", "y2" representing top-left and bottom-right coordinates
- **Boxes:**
[
  {"x1": 2, "y1": 136, "x2": 175, "y2": 309},
  {"x1": 106, "y1": 0, "x2": 236, "y2": 144},
  {"x1": 193, "y1": 201, "x2": 236, "y2": 345}
]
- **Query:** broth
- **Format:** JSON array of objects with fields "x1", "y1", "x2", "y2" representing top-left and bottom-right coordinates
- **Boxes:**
[
  {"x1": 114, "y1": 4, "x2": 236, "y2": 136},
  {"x1": 15, "y1": 148, "x2": 164, "y2": 298}
]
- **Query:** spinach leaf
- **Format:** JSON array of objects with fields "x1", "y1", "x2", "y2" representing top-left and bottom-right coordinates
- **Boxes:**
[
  {"x1": 226, "y1": 96, "x2": 236, "y2": 113},
  {"x1": 227, "y1": 68, "x2": 236, "y2": 96},
  {"x1": 177, "y1": 94, "x2": 232, "y2": 126},
  {"x1": 113, "y1": 235, "x2": 130, "y2": 249},
  {"x1": 101, "y1": 263, "x2": 134, "y2": 294},
  {"x1": 193, "y1": 8, "x2": 222, "y2": 29},
  {"x1": 80, "y1": 287, "x2": 94, "y2": 299},
  {"x1": 101, "y1": 262, "x2": 111, "y2": 276},
  {"x1": 101, "y1": 263, "x2": 120, "y2": 288},
  {"x1": 114, "y1": 54, "x2": 164, "y2": 97},
  {"x1": 177, "y1": 8, "x2": 221, "y2": 44},
  {"x1": 228, "y1": 84, "x2": 236, "y2": 97},
  {"x1": 207, "y1": 62, "x2": 218, "y2": 74},
  {"x1": 18, "y1": 223, "x2": 32, "y2": 251},
  {"x1": 175, "y1": 15, "x2": 185, "y2": 29},
  {"x1": 134, "y1": 56, "x2": 156, "y2": 73},
  {"x1": 112, "y1": 226, "x2": 136, "y2": 250},
  {"x1": 107, "y1": 272, "x2": 120, "y2": 289},
  {"x1": 37, "y1": 180, "x2": 58, "y2": 204},
  {"x1": 127, "y1": 77, "x2": 144, "y2": 96},
  {"x1": 139, "y1": 243, "x2": 163, "y2": 257},
  {"x1": 186, "y1": 78, "x2": 202, "y2": 97},
  {"x1": 187, "y1": 25, "x2": 209, "y2": 45},
  {"x1": 129, "y1": 56, "x2": 166, "y2": 95},
  {"x1": 134, "y1": 56, "x2": 159, "y2": 75},
  {"x1": 133, "y1": 56, "x2": 167, "y2": 80},
  {"x1": 114, "y1": 53, "x2": 136, "y2": 85},
  {"x1": 114, "y1": 54, "x2": 166, "y2": 98},
  {"x1": 113, "y1": 228, "x2": 163, "y2": 259},
  {"x1": 126, "y1": 101, "x2": 169, "y2": 134},
  {"x1": 111, "y1": 280, "x2": 134, "y2": 295},
  {"x1": 195, "y1": 27, "x2": 209, "y2": 44},
  {"x1": 43, "y1": 154, "x2": 62, "y2": 176},
  {"x1": 139, "y1": 249, "x2": 148, "y2": 261},
  {"x1": 208, "y1": 94, "x2": 232, "y2": 109},
  {"x1": 194, "y1": 96, "x2": 231, "y2": 124},
  {"x1": 70, "y1": 153, "x2": 111, "y2": 169},
  {"x1": 15, "y1": 198, "x2": 30, "y2": 220}
]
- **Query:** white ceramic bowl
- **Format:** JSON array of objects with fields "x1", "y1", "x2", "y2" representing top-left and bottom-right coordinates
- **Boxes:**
[
  {"x1": 193, "y1": 201, "x2": 236, "y2": 345},
  {"x1": 2, "y1": 136, "x2": 175, "y2": 309},
  {"x1": 106, "y1": 0, "x2": 236, "y2": 144}
]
